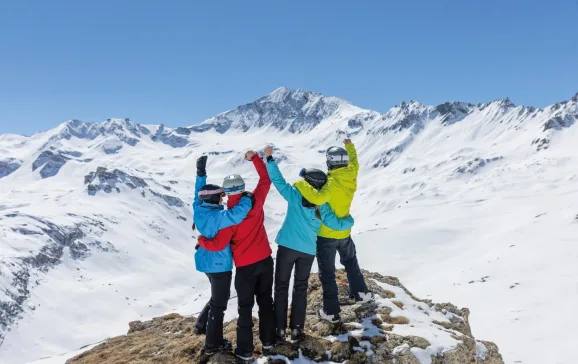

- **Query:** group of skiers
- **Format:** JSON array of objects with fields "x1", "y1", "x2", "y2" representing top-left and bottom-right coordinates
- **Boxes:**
[{"x1": 191, "y1": 139, "x2": 373, "y2": 361}]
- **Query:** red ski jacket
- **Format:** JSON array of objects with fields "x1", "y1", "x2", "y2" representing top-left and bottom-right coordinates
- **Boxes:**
[{"x1": 198, "y1": 154, "x2": 272, "y2": 267}]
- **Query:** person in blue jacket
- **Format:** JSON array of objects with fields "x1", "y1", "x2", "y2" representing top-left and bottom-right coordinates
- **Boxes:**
[
  {"x1": 192, "y1": 155, "x2": 254, "y2": 355},
  {"x1": 263, "y1": 146, "x2": 354, "y2": 343}
]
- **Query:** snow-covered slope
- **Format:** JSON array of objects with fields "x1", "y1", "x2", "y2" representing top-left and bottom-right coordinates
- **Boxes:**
[{"x1": 0, "y1": 88, "x2": 577, "y2": 364}]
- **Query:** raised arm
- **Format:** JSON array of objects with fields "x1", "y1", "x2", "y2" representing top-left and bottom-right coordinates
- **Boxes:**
[
  {"x1": 246, "y1": 151, "x2": 271, "y2": 209},
  {"x1": 198, "y1": 227, "x2": 234, "y2": 252},
  {"x1": 319, "y1": 203, "x2": 354, "y2": 230},
  {"x1": 294, "y1": 178, "x2": 334, "y2": 205},
  {"x1": 344, "y1": 140, "x2": 359, "y2": 174},
  {"x1": 265, "y1": 158, "x2": 299, "y2": 203},
  {"x1": 193, "y1": 156, "x2": 208, "y2": 206}
]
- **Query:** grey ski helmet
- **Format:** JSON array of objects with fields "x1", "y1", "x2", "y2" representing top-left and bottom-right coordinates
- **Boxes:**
[
  {"x1": 223, "y1": 174, "x2": 245, "y2": 196},
  {"x1": 326, "y1": 146, "x2": 349, "y2": 169}
]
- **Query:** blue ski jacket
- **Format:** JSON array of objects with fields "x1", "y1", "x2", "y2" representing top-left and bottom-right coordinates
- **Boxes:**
[
  {"x1": 266, "y1": 160, "x2": 354, "y2": 256},
  {"x1": 193, "y1": 175, "x2": 252, "y2": 273}
]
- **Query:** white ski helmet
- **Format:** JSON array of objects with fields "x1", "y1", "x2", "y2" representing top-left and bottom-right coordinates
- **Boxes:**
[
  {"x1": 223, "y1": 174, "x2": 245, "y2": 196},
  {"x1": 326, "y1": 146, "x2": 349, "y2": 169}
]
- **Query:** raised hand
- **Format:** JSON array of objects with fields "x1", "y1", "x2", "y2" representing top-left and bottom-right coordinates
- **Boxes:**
[
  {"x1": 196, "y1": 156, "x2": 208, "y2": 177},
  {"x1": 263, "y1": 145, "x2": 273, "y2": 157},
  {"x1": 343, "y1": 138, "x2": 352, "y2": 146},
  {"x1": 245, "y1": 150, "x2": 256, "y2": 161}
]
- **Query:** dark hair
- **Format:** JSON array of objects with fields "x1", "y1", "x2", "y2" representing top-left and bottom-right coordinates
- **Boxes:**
[{"x1": 199, "y1": 184, "x2": 223, "y2": 205}]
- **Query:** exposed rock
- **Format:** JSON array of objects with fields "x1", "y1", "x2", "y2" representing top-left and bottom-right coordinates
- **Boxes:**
[
  {"x1": 151, "y1": 124, "x2": 190, "y2": 148},
  {"x1": 32, "y1": 151, "x2": 70, "y2": 178},
  {"x1": 85, "y1": 167, "x2": 148, "y2": 195},
  {"x1": 67, "y1": 270, "x2": 503, "y2": 364},
  {"x1": 455, "y1": 157, "x2": 503, "y2": 175},
  {"x1": 0, "y1": 158, "x2": 22, "y2": 178},
  {"x1": 435, "y1": 101, "x2": 474, "y2": 125},
  {"x1": 532, "y1": 137, "x2": 550, "y2": 151},
  {"x1": 543, "y1": 115, "x2": 576, "y2": 131}
]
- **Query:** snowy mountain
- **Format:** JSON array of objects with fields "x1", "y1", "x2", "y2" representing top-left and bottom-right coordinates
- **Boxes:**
[{"x1": 0, "y1": 88, "x2": 577, "y2": 364}]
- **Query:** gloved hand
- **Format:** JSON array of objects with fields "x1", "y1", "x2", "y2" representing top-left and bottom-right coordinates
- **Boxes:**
[
  {"x1": 195, "y1": 243, "x2": 200, "y2": 250},
  {"x1": 196, "y1": 156, "x2": 208, "y2": 177},
  {"x1": 241, "y1": 191, "x2": 256, "y2": 209}
]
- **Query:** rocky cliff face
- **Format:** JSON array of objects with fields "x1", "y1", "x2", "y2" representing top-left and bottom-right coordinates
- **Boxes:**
[{"x1": 66, "y1": 270, "x2": 503, "y2": 364}]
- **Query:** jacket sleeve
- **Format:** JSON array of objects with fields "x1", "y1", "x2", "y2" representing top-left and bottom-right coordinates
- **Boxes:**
[
  {"x1": 294, "y1": 177, "x2": 335, "y2": 205},
  {"x1": 266, "y1": 160, "x2": 300, "y2": 203},
  {"x1": 319, "y1": 203, "x2": 354, "y2": 230},
  {"x1": 213, "y1": 196, "x2": 252, "y2": 231},
  {"x1": 251, "y1": 155, "x2": 272, "y2": 210},
  {"x1": 193, "y1": 175, "x2": 207, "y2": 207},
  {"x1": 198, "y1": 228, "x2": 234, "y2": 252},
  {"x1": 345, "y1": 143, "x2": 360, "y2": 175}
]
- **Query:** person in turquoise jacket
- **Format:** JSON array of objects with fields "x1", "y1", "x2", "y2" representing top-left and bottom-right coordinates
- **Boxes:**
[
  {"x1": 263, "y1": 146, "x2": 354, "y2": 343},
  {"x1": 192, "y1": 155, "x2": 254, "y2": 355}
]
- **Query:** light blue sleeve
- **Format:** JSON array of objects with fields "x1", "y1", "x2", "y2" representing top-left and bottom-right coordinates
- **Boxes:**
[
  {"x1": 193, "y1": 175, "x2": 207, "y2": 207},
  {"x1": 213, "y1": 196, "x2": 252, "y2": 231},
  {"x1": 319, "y1": 203, "x2": 354, "y2": 230},
  {"x1": 266, "y1": 160, "x2": 300, "y2": 204}
]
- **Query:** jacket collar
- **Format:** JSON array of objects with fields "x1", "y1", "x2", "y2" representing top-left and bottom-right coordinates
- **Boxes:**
[{"x1": 200, "y1": 201, "x2": 224, "y2": 210}]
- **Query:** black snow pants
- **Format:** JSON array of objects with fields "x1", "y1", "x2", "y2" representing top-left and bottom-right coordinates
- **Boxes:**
[
  {"x1": 194, "y1": 271, "x2": 232, "y2": 348},
  {"x1": 234, "y1": 256, "x2": 275, "y2": 356},
  {"x1": 274, "y1": 245, "x2": 315, "y2": 332},
  {"x1": 316, "y1": 236, "x2": 368, "y2": 315}
]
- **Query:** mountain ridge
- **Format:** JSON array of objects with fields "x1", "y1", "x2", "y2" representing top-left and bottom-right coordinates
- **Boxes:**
[{"x1": 2, "y1": 88, "x2": 577, "y2": 139}]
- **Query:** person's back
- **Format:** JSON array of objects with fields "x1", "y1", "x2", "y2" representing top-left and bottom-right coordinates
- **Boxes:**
[
  {"x1": 294, "y1": 141, "x2": 359, "y2": 239},
  {"x1": 198, "y1": 151, "x2": 274, "y2": 361},
  {"x1": 264, "y1": 147, "x2": 354, "y2": 342},
  {"x1": 191, "y1": 155, "x2": 253, "y2": 355},
  {"x1": 293, "y1": 139, "x2": 372, "y2": 324}
]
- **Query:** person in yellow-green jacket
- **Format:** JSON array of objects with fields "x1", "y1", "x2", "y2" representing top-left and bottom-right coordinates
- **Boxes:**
[{"x1": 294, "y1": 139, "x2": 373, "y2": 324}]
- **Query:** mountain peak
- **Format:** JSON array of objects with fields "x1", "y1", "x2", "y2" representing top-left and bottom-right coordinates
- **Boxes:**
[
  {"x1": 195, "y1": 88, "x2": 348, "y2": 134},
  {"x1": 266, "y1": 86, "x2": 293, "y2": 102}
]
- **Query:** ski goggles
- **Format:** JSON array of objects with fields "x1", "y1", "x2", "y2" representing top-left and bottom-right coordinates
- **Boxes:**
[
  {"x1": 299, "y1": 168, "x2": 306, "y2": 178},
  {"x1": 198, "y1": 188, "x2": 225, "y2": 197}
]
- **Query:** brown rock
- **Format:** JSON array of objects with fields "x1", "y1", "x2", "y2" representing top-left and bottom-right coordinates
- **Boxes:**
[{"x1": 67, "y1": 269, "x2": 504, "y2": 364}]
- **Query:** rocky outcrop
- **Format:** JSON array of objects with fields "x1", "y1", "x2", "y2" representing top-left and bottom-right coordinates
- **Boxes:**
[
  {"x1": 67, "y1": 270, "x2": 503, "y2": 364},
  {"x1": 454, "y1": 157, "x2": 504, "y2": 175},
  {"x1": 84, "y1": 167, "x2": 185, "y2": 207},
  {"x1": 151, "y1": 124, "x2": 190, "y2": 148},
  {"x1": 0, "y1": 158, "x2": 21, "y2": 178},
  {"x1": 32, "y1": 151, "x2": 70, "y2": 178}
]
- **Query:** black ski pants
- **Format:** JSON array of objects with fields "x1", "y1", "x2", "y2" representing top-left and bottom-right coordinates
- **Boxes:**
[
  {"x1": 316, "y1": 236, "x2": 368, "y2": 315},
  {"x1": 234, "y1": 256, "x2": 275, "y2": 356},
  {"x1": 274, "y1": 245, "x2": 315, "y2": 332},
  {"x1": 194, "y1": 271, "x2": 232, "y2": 348}
]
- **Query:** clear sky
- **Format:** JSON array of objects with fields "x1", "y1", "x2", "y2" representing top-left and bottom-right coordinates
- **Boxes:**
[{"x1": 1, "y1": 0, "x2": 577, "y2": 136}]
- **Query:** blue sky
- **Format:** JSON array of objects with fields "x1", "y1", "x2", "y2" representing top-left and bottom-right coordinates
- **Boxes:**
[{"x1": 0, "y1": 0, "x2": 577, "y2": 136}]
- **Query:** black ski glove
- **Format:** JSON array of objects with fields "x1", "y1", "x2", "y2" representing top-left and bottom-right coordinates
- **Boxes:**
[
  {"x1": 196, "y1": 156, "x2": 208, "y2": 177},
  {"x1": 241, "y1": 191, "x2": 256, "y2": 209}
]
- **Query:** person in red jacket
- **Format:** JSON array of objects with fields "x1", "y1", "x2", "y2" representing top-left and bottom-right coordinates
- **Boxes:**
[{"x1": 198, "y1": 150, "x2": 274, "y2": 361}]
